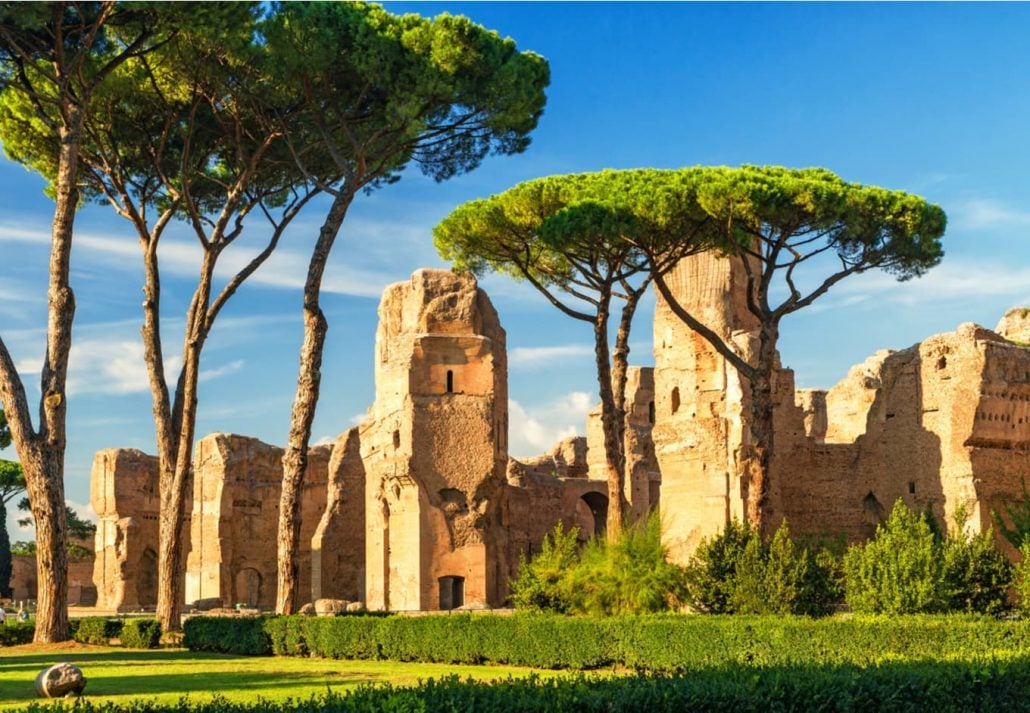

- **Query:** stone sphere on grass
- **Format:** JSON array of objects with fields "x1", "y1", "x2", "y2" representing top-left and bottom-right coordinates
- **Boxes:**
[{"x1": 35, "y1": 663, "x2": 86, "y2": 698}]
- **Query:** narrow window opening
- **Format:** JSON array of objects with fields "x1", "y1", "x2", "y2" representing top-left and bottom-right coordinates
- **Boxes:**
[
  {"x1": 908, "y1": 481, "x2": 916, "y2": 495},
  {"x1": 936, "y1": 356, "x2": 947, "y2": 370},
  {"x1": 392, "y1": 430, "x2": 400, "y2": 449},
  {"x1": 671, "y1": 387, "x2": 680, "y2": 415},
  {"x1": 439, "y1": 576, "x2": 465, "y2": 610},
  {"x1": 446, "y1": 370, "x2": 454, "y2": 394},
  {"x1": 648, "y1": 401, "x2": 655, "y2": 425}
]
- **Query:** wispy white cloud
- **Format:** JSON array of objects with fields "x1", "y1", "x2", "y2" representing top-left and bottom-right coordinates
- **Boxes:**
[
  {"x1": 17, "y1": 335, "x2": 244, "y2": 397},
  {"x1": 508, "y1": 391, "x2": 593, "y2": 457},
  {"x1": 509, "y1": 344, "x2": 595, "y2": 368},
  {"x1": 952, "y1": 199, "x2": 1030, "y2": 231}
]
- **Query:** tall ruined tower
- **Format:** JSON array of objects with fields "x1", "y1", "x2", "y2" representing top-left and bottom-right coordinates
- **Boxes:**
[
  {"x1": 652, "y1": 253, "x2": 760, "y2": 564},
  {"x1": 363, "y1": 269, "x2": 508, "y2": 611}
]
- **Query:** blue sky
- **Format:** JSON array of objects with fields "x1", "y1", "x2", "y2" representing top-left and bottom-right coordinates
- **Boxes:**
[{"x1": 4, "y1": 2, "x2": 1030, "y2": 539}]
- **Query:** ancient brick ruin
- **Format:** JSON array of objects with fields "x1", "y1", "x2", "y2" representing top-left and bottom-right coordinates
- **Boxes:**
[
  {"x1": 86, "y1": 261, "x2": 1030, "y2": 612},
  {"x1": 654, "y1": 252, "x2": 1030, "y2": 563}
]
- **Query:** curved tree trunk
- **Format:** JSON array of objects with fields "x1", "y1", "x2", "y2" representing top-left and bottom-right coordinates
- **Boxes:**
[{"x1": 276, "y1": 191, "x2": 353, "y2": 615}]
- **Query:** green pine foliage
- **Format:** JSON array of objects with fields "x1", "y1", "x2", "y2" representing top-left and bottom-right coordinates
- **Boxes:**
[{"x1": 510, "y1": 514, "x2": 687, "y2": 616}]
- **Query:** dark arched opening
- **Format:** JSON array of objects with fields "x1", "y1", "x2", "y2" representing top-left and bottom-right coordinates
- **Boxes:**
[
  {"x1": 446, "y1": 370, "x2": 454, "y2": 393},
  {"x1": 580, "y1": 491, "x2": 609, "y2": 539},
  {"x1": 671, "y1": 387, "x2": 680, "y2": 415}
]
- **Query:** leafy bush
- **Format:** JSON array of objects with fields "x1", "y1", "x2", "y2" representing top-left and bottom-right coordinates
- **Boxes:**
[
  {"x1": 684, "y1": 519, "x2": 841, "y2": 615},
  {"x1": 845, "y1": 500, "x2": 1013, "y2": 615},
  {"x1": 73, "y1": 617, "x2": 123, "y2": 645},
  {"x1": 1016, "y1": 542, "x2": 1030, "y2": 617},
  {"x1": 183, "y1": 616, "x2": 271, "y2": 655},
  {"x1": 942, "y1": 529, "x2": 1011, "y2": 615},
  {"x1": 0, "y1": 621, "x2": 33, "y2": 645},
  {"x1": 682, "y1": 520, "x2": 754, "y2": 613},
  {"x1": 120, "y1": 618, "x2": 162, "y2": 648},
  {"x1": 512, "y1": 514, "x2": 687, "y2": 616},
  {"x1": 844, "y1": 501, "x2": 946, "y2": 614},
  {"x1": 511, "y1": 522, "x2": 580, "y2": 613}
]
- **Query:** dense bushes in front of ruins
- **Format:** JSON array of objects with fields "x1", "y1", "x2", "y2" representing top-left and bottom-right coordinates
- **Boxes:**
[
  {"x1": 184, "y1": 612, "x2": 1030, "y2": 672},
  {"x1": 683, "y1": 519, "x2": 841, "y2": 616},
  {"x1": 511, "y1": 514, "x2": 687, "y2": 616},
  {"x1": 843, "y1": 501, "x2": 1012, "y2": 615},
  {"x1": 120, "y1": 618, "x2": 162, "y2": 648}
]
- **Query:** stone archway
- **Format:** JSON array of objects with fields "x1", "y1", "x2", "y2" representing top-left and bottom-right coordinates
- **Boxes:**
[{"x1": 580, "y1": 491, "x2": 609, "y2": 539}]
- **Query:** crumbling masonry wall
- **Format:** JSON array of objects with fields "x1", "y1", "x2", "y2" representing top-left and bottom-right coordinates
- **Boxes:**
[
  {"x1": 362, "y1": 269, "x2": 509, "y2": 611},
  {"x1": 654, "y1": 252, "x2": 1030, "y2": 564},
  {"x1": 184, "y1": 434, "x2": 330, "y2": 609},
  {"x1": 91, "y1": 448, "x2": 185, "y2": 611}
]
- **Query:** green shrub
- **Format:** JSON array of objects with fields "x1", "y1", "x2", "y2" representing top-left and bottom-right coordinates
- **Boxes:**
[
  {"x1": 183, "y1": 616, "x2": 271, "y2": 655},
  {"x1": 1016, "y1": 542, "x2": 1030, "y2": 617},
  {"x1": 685, "y1": 519, "x2": 840, "y2": 615},
  {"x1": 683, "y1": 519, "x2": 756, "y2": 613},
  {"x1": 72, "y1": 617, "x2": 123, "y2": 645},
  {"x1": 513, "y1": 515, "x2": 687, "y2": 616},
  {"x1": 0, "y1": 621, "x2": 33, "y2": 645},
  {"x1": 571, "y1": 515, "x2": 687, "y2": 616},
  {"x1": 844, "y1": 500, "x2": 946, "y2": 614},
  {"x1": 511, "y1": 521, "x2": 580, "y2": 613},
  {"x1": 942, "y1": 529, "x2": 1012, "y2": 615},
  {"x1": 120, "y1": 618, "x2": 161, "y2": 648}
]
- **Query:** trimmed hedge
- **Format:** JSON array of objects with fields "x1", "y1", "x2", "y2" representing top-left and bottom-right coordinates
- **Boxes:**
[
  {"x1": 73, "y1": 617, "x2": 124, "y2": 645},
  {"x1": 11, "y1": 663, "x2": 1030, "y2": 713},
  {"x1": 121, "y1": 618, "x2": 162, "y2": 649},
  {"x1": 185, "y1": 613, "x2": 1030, "y2": 673},
  {"x1": 0, "y1": 622, "x2": 34, "y2": 646}
]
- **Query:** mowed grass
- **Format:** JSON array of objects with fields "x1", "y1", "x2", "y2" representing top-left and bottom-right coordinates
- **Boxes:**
[{"x1": 0, "y1": 643, "x2": 567, "y2": 709}]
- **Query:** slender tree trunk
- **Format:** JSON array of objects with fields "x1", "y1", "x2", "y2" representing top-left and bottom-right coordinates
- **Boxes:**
[
  {"x1": 745, "y1": 323, "x2": 778, "y2": 535},
  {"x1": 610, "y1": 290, "x2": 644, "y2": 523},
  {"x1": 155, "y1": 254, "x2": 214, "y2": 632},
  {"x1": 592, "y1": 294, "x2": 628, "y2": 539},
  {"x1": 0, "y1": 500, "x2": 10, "y2": 598},
  {"x1": 276, "y1": 191, "x2": 354, "y2": 615}
]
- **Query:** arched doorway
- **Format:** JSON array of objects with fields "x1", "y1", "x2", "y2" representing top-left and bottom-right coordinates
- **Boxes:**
[{"x1": 580, "y1": 492, "x2": 609, "y2": 539}]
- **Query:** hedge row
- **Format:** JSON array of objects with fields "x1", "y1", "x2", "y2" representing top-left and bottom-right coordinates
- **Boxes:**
[
  {"x1": 1, "y1": 618, "x2": 161, "y2": 648},
  {"x1": 183, "y1": 613, "x2": 1030, "y2": 672},
  {"x1": 13, "y1": 663, "x2": 1030, "y2": 713}
]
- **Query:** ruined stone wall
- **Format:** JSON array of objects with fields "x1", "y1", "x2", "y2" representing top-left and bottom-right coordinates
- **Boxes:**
[
  {"x1": 185, "y1": 434, "x2": 330, "y2": 609},
  {"x1": 652, "y1": 253, "x2": 759, "y2": 563},
  {"x1": 311, "y1": 427, "x2": 366, "y2": 602},
  {"x1": 655, "y1": 251, "x2": 1030, "y2": 562},
  {"x1": 586, "y1": 367, "x2": 661, "y2": 521},
  {"x1": 91, "y1": 448, "x2": 180, "y2": 611},
  {"x1": 362, "y1": 269, "x2": 509, "y2": 611}
]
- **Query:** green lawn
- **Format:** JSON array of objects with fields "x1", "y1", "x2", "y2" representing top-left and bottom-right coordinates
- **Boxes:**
[{"x1": 0, "y1": 644, "x2": 565, "y2": 709}]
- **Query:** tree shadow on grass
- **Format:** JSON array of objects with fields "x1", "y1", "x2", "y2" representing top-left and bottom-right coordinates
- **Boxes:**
[{"x1": 0, "y1": 650, "x2": 246, "y2": 674}]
